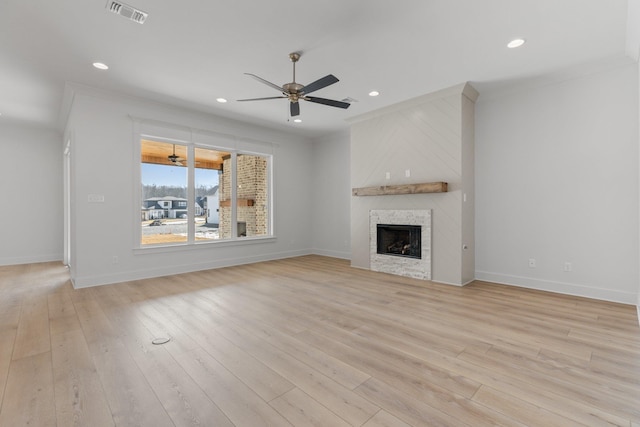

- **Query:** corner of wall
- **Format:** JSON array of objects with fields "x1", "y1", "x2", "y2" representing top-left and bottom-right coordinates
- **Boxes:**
[{"x1": 626, "y1": 0, "x2": 640, "y2": 61}]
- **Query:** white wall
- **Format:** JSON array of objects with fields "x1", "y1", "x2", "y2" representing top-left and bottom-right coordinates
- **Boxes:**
[
  {"x1": 476, "y1": 63, "x2": 639, "y2": 304},
  {"x1": 0, "y1": 122, "x2": 63, "y2": 265},
  {"x1": 65, "y1": 86, "x2": 314, "y2": 287},
  {"x1": 310, "y1": 131, "x2": 351, "y2": 259}
]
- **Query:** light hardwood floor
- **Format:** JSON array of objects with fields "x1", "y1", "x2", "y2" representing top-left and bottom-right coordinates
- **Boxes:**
[{"x1": 0, "y1": 255, "x2": 639, "y2": 426}]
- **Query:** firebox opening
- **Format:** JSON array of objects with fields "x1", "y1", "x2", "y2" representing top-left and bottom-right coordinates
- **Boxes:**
[{"x1": 376, "y1": 224, "x2": 422, "y2": 259}]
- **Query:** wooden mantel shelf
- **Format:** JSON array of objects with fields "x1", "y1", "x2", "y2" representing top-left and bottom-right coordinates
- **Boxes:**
[{"x1": 352, "y1": 182, "x2": 448, "y2": 196}]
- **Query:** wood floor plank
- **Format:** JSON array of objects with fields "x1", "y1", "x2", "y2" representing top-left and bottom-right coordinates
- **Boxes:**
[
  {"x1": 472, "y1": 385, "x2": 585, "y2": 426},
  {"x1": 300, "y1": 320, "x2": 482, "y2": 399},
  {"x1": 490, "y1": 344, "x2": 640, "y2": 397},
  {"x1": 173, "y1": 347, "x2": 292, "y2": 427},
  {"x1": 0, "y1": 299, "x2": 20, "y2": 329},
  {"x1": 148, "y1": 294, "x2": 296, "y2": 402},
  {"x1": 228, "y1": 313, "x2": 372, "y2": 391},
  {"x1": 180, "y1": 320, "x2": 295, "y2": 402},
  {"x1": 132, "y1": 302, "x2": 201, "y2": 356},
  {"x1": 87, "y1": 289, "x2": 236, "y2": 427},
  {"x1": 457, "y1": 349, "x2": 635, "y2": 425},
  {"x1": 51, "y1": 328, "x2": 115, "y2": 427},
  {"x1": 87, "y1": 338, "x2": 175, "y2": 427},
  {"x1": 0, "y1": 352, "x2": 56, "y2": 427},
  {"x1": 362, "y1": 410, "x2": 413, "y2": 427},
  {"x1": 49, "y1": 314, "x2": 83, "y2": 337},
  {"x1": 296, "y1": 328, "x2": 521, "y2": 427},
  {"x1": 194, "y1": 283, "x2": 373, "y2": 391},
  {"x1": 269, "y1": 387, "x2": 352, "y2": 427},
  {"x1": 47, "y1": 283, "x2": 76, "y2": 320},
  {"x1": 355, "y1": 377, "x2": 478, "y2": 427},
  {"x1": 72, "y1": 297, "x2": 175, "y2": 427},
  {"x1": 215, "y1": 322, "x2": 380, "y2": 427},
  {"x1": 12, "y1": 294, "x2": 50, "y2": 360},
  {"x1": 0, "y1": 327, "x2": 16, "y2": 407},
  {"x1": 589, "y1": 352, "x2": 640, "y2": 386},
  {"x1": 129, "y1": 345, "x2": 235, "y2": 427}
]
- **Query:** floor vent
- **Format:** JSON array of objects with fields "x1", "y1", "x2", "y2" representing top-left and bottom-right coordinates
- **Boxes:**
[{"x1": 106, "y1": 0, "x2": 148, "y2": 24}]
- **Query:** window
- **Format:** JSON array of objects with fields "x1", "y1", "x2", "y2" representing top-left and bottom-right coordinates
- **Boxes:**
[{"x1": 139, "y1": 137, "x2": 271, "y2": 247}]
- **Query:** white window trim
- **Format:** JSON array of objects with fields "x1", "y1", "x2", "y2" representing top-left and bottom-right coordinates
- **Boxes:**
[{"x1": 132, "y1": 117, "x2": 275, "y2": 251}]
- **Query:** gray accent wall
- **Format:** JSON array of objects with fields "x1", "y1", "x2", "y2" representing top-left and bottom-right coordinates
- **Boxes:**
[{"x1": 349, "y1": 83, "x2": 477, "y2": 285}]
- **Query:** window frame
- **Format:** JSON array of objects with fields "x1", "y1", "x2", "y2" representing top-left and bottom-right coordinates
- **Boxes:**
[{"x1": 133, "y1": 121, "x2": 274, "y2": 252}]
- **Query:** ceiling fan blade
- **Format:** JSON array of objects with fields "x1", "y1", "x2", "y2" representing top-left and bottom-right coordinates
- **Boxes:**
[
  {"x1": 305, "y1": 96, "x2": 350, "y2": 109},
  {"x1": 301, "y1": 74, "x2": 339, "y2": 95},
  {"x1": 237, "y1": 96, "x2": 287, "y2": 102},
  {"x1": 290, "y1": 101, "x2": 300, "y2": 117},
  {"x1": 244, "y1": 73, "x2": 285, "y2": 93}
]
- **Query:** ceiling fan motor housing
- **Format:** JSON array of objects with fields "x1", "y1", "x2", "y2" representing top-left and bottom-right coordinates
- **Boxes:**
[{"x1": 283, "y1": 82, "x2": 304, "y2": 101}]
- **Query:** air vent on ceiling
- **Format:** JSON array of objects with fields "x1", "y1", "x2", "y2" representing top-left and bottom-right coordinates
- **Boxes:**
[
  {"x1": 341, "y1": 97, "x2": 358, "y2": 103},
  {"x1": 106, "y1": 0, "x2": 148, "y2": 24}
]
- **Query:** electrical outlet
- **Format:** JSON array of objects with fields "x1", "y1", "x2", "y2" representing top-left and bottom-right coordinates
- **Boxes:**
[
  {"x1": 528, "y1": 258, "x2": 536, "y2": 268},
  {"x1": 385, "y1": 172, "x2": 391, "y2": 180},
  {"x1": 112, "y1": 256, "x2": 119, "y2": 264},
  {"x1": 405, "y1": 169, "x2": 411, "y2": 178},
  {"x1": 563, "y1": 262, "x2": 572, "y2": 272}
]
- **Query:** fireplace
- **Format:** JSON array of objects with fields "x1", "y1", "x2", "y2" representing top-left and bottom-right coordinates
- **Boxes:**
[
  {"x1": 376, "y1": 224, "x2": 422, "y2": 259},
  {"x1": 370, "y1": 210, "x2": 431, "y2": 280}
]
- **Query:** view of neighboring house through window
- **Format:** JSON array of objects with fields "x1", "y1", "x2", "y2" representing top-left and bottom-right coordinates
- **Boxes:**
[
  {"x1": 141, "y1": 140, "x2": 189, "y2": 244},
  {"x1": 140, "y1": 138, "x2": 270, "y2": 246},
  {"x1": 194, "y1": 146, "x2": 225, "y2": 241}
]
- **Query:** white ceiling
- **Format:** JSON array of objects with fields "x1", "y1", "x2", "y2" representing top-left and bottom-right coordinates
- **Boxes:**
[{"x1": 0, "y1": 0, "x2": 635, "y2": 138}]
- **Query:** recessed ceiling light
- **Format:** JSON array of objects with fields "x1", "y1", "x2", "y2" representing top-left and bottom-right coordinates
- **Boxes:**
[
  {"x1": 369, "y1": 91, "x2": 380, "y2": 97},
  {"x1": 507, "y1": 38, "x2": 526, "y2": 49},
  {"x1": 293, "y1": 119, "x2": 302, "y2": 123},
  {"x1": 216, "y1": 98, "x2": 228, "y2": 103},
  {"x1": 93, "y1": 62, "x2": 109, "y2": 70}
]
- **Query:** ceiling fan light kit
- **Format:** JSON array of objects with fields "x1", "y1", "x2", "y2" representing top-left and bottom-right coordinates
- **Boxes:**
[{"x1": 238, "y1": 52, "x2": 350, "y2": 117}]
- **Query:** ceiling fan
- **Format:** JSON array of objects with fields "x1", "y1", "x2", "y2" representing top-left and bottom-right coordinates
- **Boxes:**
[
  {"x1": 168, "y1": 144, "x2": 184, "y2": 166},
  {"x1": 238, "y1": 52, "x2": 350, "y2": 117}
]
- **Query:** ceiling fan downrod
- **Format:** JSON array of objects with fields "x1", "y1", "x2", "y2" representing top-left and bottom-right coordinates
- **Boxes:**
[
  {"x1": 284, "y1": 52, "x2": 304, "y2": 103},
  {"x1": 289, "y1": 52, "x2": 300, "y2": 83}
]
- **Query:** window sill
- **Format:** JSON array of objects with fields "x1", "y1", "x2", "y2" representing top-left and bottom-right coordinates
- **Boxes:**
[{"x1": 133, "y1": 235, "x2": 277, "y2": 255}]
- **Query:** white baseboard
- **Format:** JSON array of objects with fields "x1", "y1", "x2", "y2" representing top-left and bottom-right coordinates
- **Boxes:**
[
  {"x1": 310, "y1": 248, "x2": 351, "y2": 260},
  {"x1": 475, "y1": 270, "x2": 636, "y2": 305},
  {"x1": 72, "y1": 249, "x2": 312, "y2": 288},
  {"x1": 0, "y1": 253, "x2": 63, "y2": 266}
]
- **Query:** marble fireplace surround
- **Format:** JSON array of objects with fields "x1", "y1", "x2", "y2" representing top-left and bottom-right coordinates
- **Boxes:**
[{"x1": 369, "y1": 209, "x2": 432, "y2": 280}]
